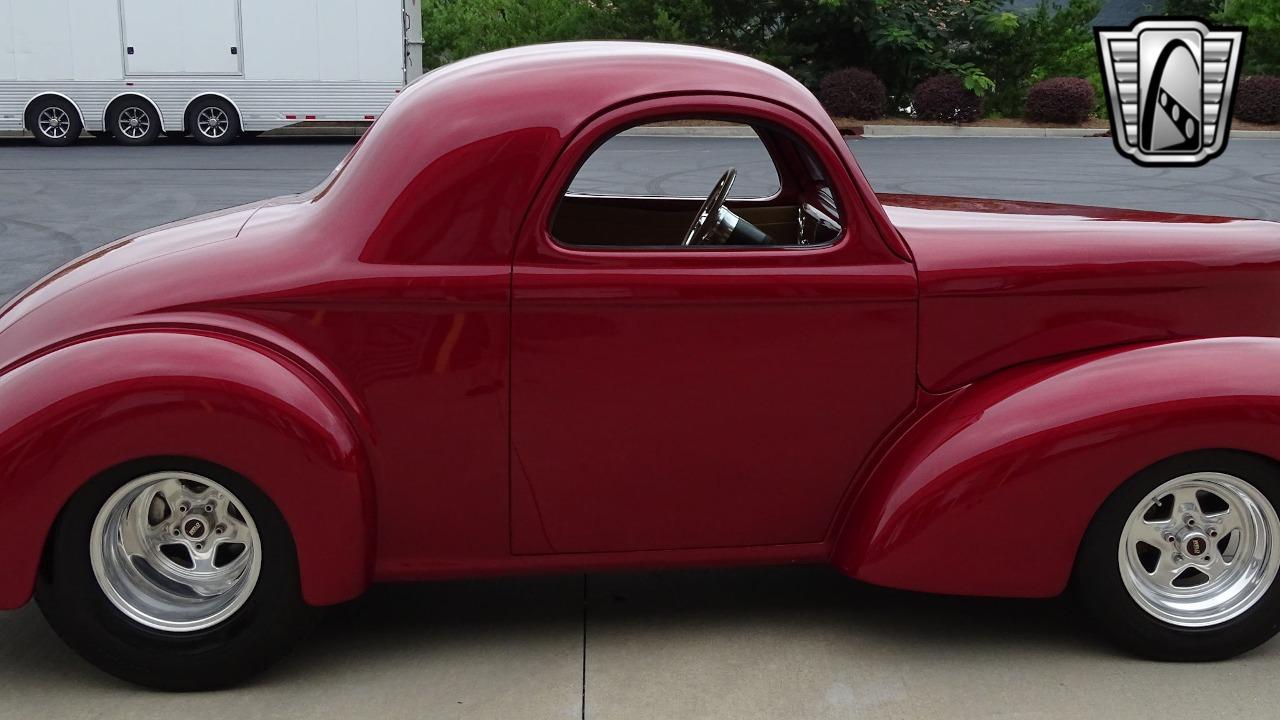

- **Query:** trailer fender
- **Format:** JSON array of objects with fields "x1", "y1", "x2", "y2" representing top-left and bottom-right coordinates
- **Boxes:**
[
  {"x1": 834, "y1": 338, "x2": 1280, "y2": 598},
  {"x1": 22, "y1": 92, "x2": 87, "y2": 131},
  {"x1": 0, "y1": 330, "x2": 372, "y2": 610}
]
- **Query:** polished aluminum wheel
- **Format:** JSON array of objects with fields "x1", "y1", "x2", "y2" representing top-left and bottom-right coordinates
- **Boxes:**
[
  {"x1": 1119, "y1": 472, "x2": 1280, "y2": 627},
  {"x1": 90, "y1": 472, "x2": 262, "y2": 632},
  {"x1": 117, "y1": 106, "x2": 152, "y2": 139},
  {"x1": 37, "y1": 107, "x2": 71, "y2": 139},
  {"x1": 196, "y1": 107, "x2": 230, "y2": 139}
]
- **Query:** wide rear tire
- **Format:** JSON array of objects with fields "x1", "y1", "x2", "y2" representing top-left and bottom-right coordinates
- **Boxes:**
[{"x1": 1075, "y1": 450, "x2": 1280, "y2": 660}]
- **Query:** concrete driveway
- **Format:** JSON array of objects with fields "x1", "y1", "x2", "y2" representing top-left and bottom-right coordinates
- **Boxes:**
[{"x1": 1, "y1": 135, "x2": 1279, "y2": 718}]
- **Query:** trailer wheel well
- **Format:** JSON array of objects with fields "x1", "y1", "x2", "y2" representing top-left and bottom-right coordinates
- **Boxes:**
[
  {"x1": 24, "y1": 94, "x2": 86, "y2": 132},
  {"x1": 184, "y1": 95, "x2": 241, "y2": 134},
  {"x1": 104, "y1": 94, "x2": 163, "y2": 131}
]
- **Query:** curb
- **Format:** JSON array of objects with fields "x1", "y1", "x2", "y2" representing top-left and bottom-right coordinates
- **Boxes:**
[
  {"x1": 860, "y1": 124, "x2": 1106, "y2": 138},
  {"x1": 621, "y1": 126, "x2": 758, "y2": 138}
]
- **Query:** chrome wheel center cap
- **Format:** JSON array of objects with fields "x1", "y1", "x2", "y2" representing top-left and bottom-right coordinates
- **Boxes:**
[
  {"x1": 183, "y1": 517, "x2": 208, "y2": 540},
  {"x1": 1184, "y1": 531, "x2": 1209, "y2": 557}
]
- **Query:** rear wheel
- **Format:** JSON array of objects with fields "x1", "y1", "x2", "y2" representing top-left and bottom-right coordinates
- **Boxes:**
[
  {"x1": 1075, "y1": 450, "x2": 1280, "y2": 660},
  {"x1": 188, "y1": 98, "x2": 240, "y2": 145},
  {"x1": 36, "y1": 460, "x2": 315, "y2": 689},
  {"x1": 108, "y1": 100, "x2": 161, "y2": 146},
  {"x1": 27, "y1": 97, "x2": 82, "y2": 147}
]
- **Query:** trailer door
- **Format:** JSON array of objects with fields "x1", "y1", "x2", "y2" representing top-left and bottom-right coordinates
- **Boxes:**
[{"x1": 121, "y1": 0, "x2": 242, "y2": 76}]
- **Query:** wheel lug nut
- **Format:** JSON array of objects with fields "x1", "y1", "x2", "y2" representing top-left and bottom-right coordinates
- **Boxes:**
[
  {"x1": 204, "y1": 505, "x2": 214, "y2": 513},
  {"x1": 1174, "y1": 554, "x2": 1184, "y2": 562},
  {"x1": 216, "y1": 525, "x2": 226, "y2": 534}
]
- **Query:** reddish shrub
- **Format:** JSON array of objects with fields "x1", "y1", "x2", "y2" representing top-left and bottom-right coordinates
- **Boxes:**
[
  {"x1": 1235, "y1": 76, "x2": 1280, "y2": 124},
  {"x1": 1025, "y1": 77, "x2": 1096, "y2": 124},
  {"x1": 911, "y1": 75, "x2": 984, "y2": 123},
  {"x1": 817, "y1": 68, "x2": 888, "y2": 119}
]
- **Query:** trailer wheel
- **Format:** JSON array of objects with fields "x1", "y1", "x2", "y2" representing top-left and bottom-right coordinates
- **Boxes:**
[
  {"x1": 108, "y1": 99, "x2": 161, "y2": 146},
  {"x1": 27, "y1": 97, "x2": 83, "y2": 147},
  {"x1": 188, "y1": 98, "x2": 240, "y2": 146}
]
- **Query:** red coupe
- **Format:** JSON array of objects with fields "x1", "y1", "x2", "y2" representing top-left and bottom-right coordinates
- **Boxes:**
[{"x1": 4, "y1": 43, "x2": 1280, "y2": 689}]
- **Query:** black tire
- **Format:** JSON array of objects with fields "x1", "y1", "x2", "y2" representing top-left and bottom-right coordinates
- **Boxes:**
[
  {"x1": 188, "y1": 98, "x2": 241, "y2": 146},
  {"x1": 26, "y1": 97, "x2": 82, "y2": 147},
  {"x1": 1075, "y1": 450, "x2": 1280, "y2": 660},
  {"x1": 35, "y1": 458, "x2": 316, "y2": 690},
  {"x1": 107, "y1": 99, "x2": 162, "y2": 146}
]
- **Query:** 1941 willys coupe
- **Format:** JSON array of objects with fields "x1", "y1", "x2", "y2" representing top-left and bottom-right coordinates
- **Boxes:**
[{"x1": 4, "y1": 42, "x2": 1280, "y2": 689}]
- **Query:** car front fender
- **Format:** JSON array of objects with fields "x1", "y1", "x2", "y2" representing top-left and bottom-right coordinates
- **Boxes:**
[
  {"x1": 0, "y1": 330, "x2": 371, "y2": 609},
  {"x1": 834, "y1": 337, "x2": 1280, "y2": 598}
]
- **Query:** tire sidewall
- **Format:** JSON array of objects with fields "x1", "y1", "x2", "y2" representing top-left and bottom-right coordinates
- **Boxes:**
[
  {"x1": 36, "y1": 458, "x2": 312, "y2": 689},
  {"x1": 1075, "y1": 450, "x2": 1280, "y2": 660},
  {"x1": 28, "y1": 99, "x2": 82, "y2": 147}
]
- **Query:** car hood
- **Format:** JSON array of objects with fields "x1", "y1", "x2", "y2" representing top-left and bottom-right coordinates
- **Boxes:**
[{"x1": 880, "y1": 194, "x2": 1280, "y2": 391}]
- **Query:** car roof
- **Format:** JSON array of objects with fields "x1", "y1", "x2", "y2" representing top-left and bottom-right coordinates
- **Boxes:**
[{"x1": 309, "y1": 42, "x2": 911, "y2": 265}]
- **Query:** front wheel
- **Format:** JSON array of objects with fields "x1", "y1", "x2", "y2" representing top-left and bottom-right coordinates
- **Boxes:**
[
  {"x1": 1075, "y1": 450, "x2": 1280, "y2": 660},
  {"x1": 36, "y1": 460, "x2": 315, "y2": 689}
]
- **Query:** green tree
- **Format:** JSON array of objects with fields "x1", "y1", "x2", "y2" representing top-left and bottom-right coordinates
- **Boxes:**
[
  {"x1": 1217, "y1": 0, "x2": 1280, "y2": 74},
  {"x1": 420, "y1": 0, "x2": 604, "y2": 68},
  {"x1": 977, "y1": 0, "x2": 1105, "y2": 117},
  {"x1": 1164, "y1": 0, "x2": 1225, "y2": 14}
]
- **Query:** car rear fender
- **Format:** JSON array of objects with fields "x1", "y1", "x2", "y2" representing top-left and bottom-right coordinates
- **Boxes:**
[
  {"x1": 833, "y1": 337, "x2": 1280, "y2": 598},
  {"x1": 0, "y1": 330, "x2": 371, "y2": 609}
]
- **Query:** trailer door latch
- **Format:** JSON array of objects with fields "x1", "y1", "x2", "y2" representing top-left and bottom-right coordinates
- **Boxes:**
[
  {"x1": 126, "y1": 46, "x2": 134, "y2": 55},
  {"x1": 231, "y1": 46, "x2": 238, "y2": 55}
]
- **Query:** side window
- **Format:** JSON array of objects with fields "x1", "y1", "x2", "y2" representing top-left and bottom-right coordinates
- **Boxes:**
[{"x1": 550, "y1": 119, "x2": 844, "y2": 249}]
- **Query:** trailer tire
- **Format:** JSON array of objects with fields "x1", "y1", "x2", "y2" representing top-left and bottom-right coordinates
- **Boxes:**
[
  {"x1": 27, "y1": 97, "x2": 83, "y2": 147},
  {"x1": 108, "y1": 99, "x2": 162, "y2": 146},
  {"x1": 188, "y1": 98, "x2": 240, "y2": 146}
]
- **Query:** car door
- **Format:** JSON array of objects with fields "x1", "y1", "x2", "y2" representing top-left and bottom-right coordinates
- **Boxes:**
[{"x1": 510, "y1": 97, "x2": 917, "y2": 555}]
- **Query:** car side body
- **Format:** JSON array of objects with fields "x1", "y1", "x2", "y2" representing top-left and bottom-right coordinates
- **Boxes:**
[{"x1": 2, "y1": 42, "x2": 1280, "y2": 614}]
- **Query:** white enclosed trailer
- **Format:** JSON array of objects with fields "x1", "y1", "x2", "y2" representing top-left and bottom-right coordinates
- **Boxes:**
[{"x1": 0, "y1": 0, "x2": 423, "y2": 146}]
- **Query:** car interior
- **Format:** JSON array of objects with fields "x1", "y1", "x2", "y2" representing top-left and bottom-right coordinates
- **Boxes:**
[{"x1": 550, "y1": 119, "x2": 844, "y2": 249}]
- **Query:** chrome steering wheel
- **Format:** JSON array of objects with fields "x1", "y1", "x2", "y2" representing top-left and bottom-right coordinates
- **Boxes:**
[{"x1": 682, "y1": 168, "x2": 738, "y2": 246}]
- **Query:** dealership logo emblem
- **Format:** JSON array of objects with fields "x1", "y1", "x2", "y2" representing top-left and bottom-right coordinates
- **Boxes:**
[{"x1": 1096, "y1": 18, "x2": 1245, "y2": 166}]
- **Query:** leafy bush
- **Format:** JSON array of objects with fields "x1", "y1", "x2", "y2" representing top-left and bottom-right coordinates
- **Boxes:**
[
  {"x1": 979, "y1": 0, "x2": 1104, "y2": 118},
  {"x1": 912, "y1": 75, "x2": 984, "y2": 123},
  {"x1": 860, "y1": 0, "x2": 999, "y2": 105},
  {"x1": 1235, "y1": 76, "x2": 1280, "y2": 124},
  {"x1": 1025, "y1": 77, "x2": 1095, "y2": 123},
  {"x1": 817, "y1": 68, "x2": 888, "y2": 118}
]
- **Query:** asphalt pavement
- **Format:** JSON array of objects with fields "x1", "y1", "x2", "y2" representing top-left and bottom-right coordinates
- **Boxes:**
[{"x1": 2, "y1": 134, "x2": 1280, "y2": 718}]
